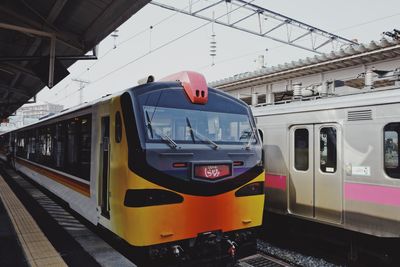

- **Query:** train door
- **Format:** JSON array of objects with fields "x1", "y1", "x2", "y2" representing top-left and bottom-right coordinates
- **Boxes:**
[
  {"x1": 289, "y1": 125, "x2": 314, "y2": 217},
  {"x1": 289, "y1": 124, "x2": 342, "y2": 224},
  {"x1": 100, "y1": 116, "x2": 110, "y2": 219}
]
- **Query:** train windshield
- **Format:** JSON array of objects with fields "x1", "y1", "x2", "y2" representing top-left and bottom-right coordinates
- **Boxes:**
[
  {"x1": 143, "y1": 105, "x2": 255, "y2": 145},
  {"x1": 134, "y1": 86, "x2": 258, "y2": 146}
]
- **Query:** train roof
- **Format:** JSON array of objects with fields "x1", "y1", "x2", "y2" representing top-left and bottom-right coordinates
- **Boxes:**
[{"x1": 252, "y1": 87, "x2": 400, "y2": 117}]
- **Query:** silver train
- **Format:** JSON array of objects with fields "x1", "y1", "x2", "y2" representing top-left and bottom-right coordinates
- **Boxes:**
[{"x1": 254, "y1": 86, "x2": 400, "y2": 238}]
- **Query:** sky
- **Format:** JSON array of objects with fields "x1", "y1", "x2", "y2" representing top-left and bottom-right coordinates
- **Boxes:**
[{"x1": 36, "y1": 0, "x2": 400, "y2": 108}]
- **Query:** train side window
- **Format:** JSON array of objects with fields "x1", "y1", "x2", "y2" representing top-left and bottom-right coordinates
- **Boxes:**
[
  {"x1": 320, "y1": 127, "x2": 337, "y2": 173},
  {"x1": 384, "y1": 123, "x2": 400, "y2": 178},
  {"x1": 38, "y1": 127, "x2": 47, "y2": 163},
  {"x1": 44, "y1": 125, "x2": 54, "y2": 166},
  {"x1": 79, "y1": 115, "x2": 92, "y2": 180},
  {"x1": 294, "y1": 128, "x2": 309, "y2": 171},
  {"x1": 115, "y1": 111, "x2": 122, "y2": 143},
  {"x1": 55, "y1": 122, "x2": 66, "y2": 169},
  {"x1": 16, "y1": 132, "x2": 25, "y2": 158},
  {"x1": 66, "y1": 118, "x2": 79, "y2": 175},
  {"x1": 28, "y1": 130, "x2": 36, "y2": 161}
]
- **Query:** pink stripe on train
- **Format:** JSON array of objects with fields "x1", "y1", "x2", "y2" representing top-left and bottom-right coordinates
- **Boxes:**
[
  {"x1": 265, "y1": 173, "x2": 287, "y2": 191},
  {"x1": 345, "y1": 182, "x2": 400, "y2": 207}
]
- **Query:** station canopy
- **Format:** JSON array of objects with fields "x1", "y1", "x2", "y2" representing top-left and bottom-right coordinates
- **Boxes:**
[{"x1": 0, "y1": 0, "x2": 150, "y2": 120}]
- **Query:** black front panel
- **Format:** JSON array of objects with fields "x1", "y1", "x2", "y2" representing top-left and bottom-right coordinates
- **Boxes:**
[{"x1": 121, "y1": 83, "x2": 262, "y2": 197}]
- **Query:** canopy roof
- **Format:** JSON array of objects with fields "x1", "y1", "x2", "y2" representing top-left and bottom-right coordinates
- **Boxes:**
[{"x1": 0, "y1": 0, "x2": 150, "y2": 119}]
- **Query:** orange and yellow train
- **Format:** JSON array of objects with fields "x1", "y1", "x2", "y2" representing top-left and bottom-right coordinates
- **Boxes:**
[{"x1": 0, "y1": 71, "x2": 264, "y2": 261}]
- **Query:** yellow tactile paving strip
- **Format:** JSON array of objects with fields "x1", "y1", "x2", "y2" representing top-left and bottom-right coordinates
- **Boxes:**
[{"x1": 0, "y1": 175, "x2": 67, "y2": 267}]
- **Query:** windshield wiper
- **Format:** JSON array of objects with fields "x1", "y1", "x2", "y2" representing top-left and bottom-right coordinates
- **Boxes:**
[
  {"x1": 146, "y1": 110, "x2": 177, "y2": 149},
  {"x1": 186, "y1": 117, "x2": 218, "y2": 150},
  {"x1": 145, "y1": 110, "x2": 154, "y2": 138},
  {"x1": 159, "y1": 134, "x2": 178, "y2": 149},
  {"x1": 245, "y1": 129, "x2": 255, "y2": 150},
  {"x1": 185, "y1": 118, "x2": 195, "y2": 143}
]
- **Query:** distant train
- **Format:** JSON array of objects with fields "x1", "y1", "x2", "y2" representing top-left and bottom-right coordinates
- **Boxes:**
[
  {"x1": 0, "y1": 71, "x2": 265, "y2": 260},
  {"x1": 254, "y1": 86, "x2": 400, "y2": 238}
]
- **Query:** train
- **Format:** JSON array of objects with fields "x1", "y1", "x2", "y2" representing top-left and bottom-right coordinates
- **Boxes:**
[
  {"x1": 254, "y1": 85, "x2": 400, "y2": 238},
  {"x1": 0, "y1": 71, "x2": 265, "y2": 261}
]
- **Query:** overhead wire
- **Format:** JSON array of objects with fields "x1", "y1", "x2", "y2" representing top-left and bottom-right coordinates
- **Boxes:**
[
  {"x1": 49, "y1": 0, "x2": 203, "y2": 104},
  {"x1": 195, "y1": 12, "x2": 400, "y2": 72},
  {"x1": 74, "y1": 5, "x2": 188, "y2": 79},
  {"x1": 90, "y1": 0, "x2": 256, "y2": 85},
  {"x1": 333, "y1": 12, "x2": 400, "y2": 33}
]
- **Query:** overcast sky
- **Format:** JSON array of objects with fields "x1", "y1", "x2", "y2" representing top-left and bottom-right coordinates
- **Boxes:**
[{"x1": 37, "y1": 0, "x2": 400, "y2": 108}]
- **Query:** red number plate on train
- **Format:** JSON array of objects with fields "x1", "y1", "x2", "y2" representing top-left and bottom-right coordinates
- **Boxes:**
[{"x1": 194, "y1": 164, "x2": 231, "y2": 180}]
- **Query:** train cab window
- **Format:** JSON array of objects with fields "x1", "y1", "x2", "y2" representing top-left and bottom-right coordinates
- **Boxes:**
[
  {"x1": 384, "y1": 123, "x2": 400, "y2": 178},
  {"x1": 320, "y1": 127, "x2": 337, "y2": 173},
  {"x1": 115, "y1": 111, "x2": 122, "y2": 143},
  {"x1": 142, "y1": 105, "x2": 255, "y2": 144},
  {"x1": 294, "y1": 129, "x2": 309, "y2": 171}
]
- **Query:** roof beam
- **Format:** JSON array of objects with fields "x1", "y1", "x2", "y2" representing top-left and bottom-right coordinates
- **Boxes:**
[
  {"x1": 0, "y1": 5, "x2": 84, "y2": 52},
  {"x1": 0, "y1": 22, "x2": 53, "y2": 38},
  {"x1": 7, "y1": 0, "x2": 68, "y2": 99},
  {"x1": 7, "y1": 38, "x2": 41, "y2": 93},
  {"x1": 0, "y1": 63, "x2": 37, "y2": 79},
  {"x1": 46, "y1": 0, "x2": 68, "y2": 24},
  {"x1": 0, "y1": 55, "x2": 97, "y2": 62},
  {"x1": 0, "y1": 85, "x2": 30, "y2": 98},
  {"x1": 83, "y1": 0, "x2": 150, "y2": 49}
]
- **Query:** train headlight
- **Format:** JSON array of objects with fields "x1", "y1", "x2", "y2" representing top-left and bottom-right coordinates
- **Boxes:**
[
  {"x1": 124, "y1": 189, "x2": 183, "y2": 207},
  {"x1": 235, "y1": 182, "x2": 264, "y2": 197}
]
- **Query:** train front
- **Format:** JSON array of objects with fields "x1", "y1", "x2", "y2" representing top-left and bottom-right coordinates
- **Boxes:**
[{"x1": 113, "y1": 71, "x2": 264, "y2": 260}]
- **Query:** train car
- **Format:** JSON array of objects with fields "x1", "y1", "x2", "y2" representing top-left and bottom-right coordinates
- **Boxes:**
[
  {"x1": 0, "y1": 71, "x2": 264, "y2": 261},
  {"x1": 254, "y1": 86, "x2": 400, "y2": 238}
]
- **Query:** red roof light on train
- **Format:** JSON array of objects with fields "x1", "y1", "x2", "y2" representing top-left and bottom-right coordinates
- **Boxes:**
[{"x1": 160, "y1": 71, "x2": 208, "y2": 104}]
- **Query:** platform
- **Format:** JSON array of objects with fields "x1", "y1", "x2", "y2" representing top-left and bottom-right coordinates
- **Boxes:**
[
  {"x1": 0, "y1": 173, "x2": 66, "y2": 267},
  {"x1": 0, "y1": 163, "x2": 136, "y2": 267}
]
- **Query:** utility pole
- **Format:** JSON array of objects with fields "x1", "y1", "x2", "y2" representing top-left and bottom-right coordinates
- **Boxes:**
[{"x1": 72, "y1": 78, "x2": 90, "y2": 105}]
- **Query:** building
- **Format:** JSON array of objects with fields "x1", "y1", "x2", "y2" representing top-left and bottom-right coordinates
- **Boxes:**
[
  {"x1": 16, "y1": 102, "x2": 64, "y2": 120},
  {"x1": 211, "y1": 38, "x2": 400, "y2": 106},
  {"x1": 0, "y1": 102, "x2": 63, "y2": 133}
]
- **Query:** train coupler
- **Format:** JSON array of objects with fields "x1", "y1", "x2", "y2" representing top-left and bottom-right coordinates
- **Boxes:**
[
  {"x1": 171, "y1": 245, "x2": 184, "y2": 258},
  {"x1": 225, "y1": 239, "x2": 238, "y2": 258}
]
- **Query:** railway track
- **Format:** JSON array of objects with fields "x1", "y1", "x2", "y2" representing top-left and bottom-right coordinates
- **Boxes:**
[{"x1": 237, "y1": 254, "x2": 294, "y2": 267}]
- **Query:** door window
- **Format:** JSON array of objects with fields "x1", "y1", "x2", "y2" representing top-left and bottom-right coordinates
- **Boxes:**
[
  {"x1": 294, "y1": 128, "x2": 309, "y2": 171},
  {"x1": 320, "y1": 127, "x2": 337, "y2": 173},
  {"x1": 384, "y1": 123, "x2": 400, "y2": 178}
]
